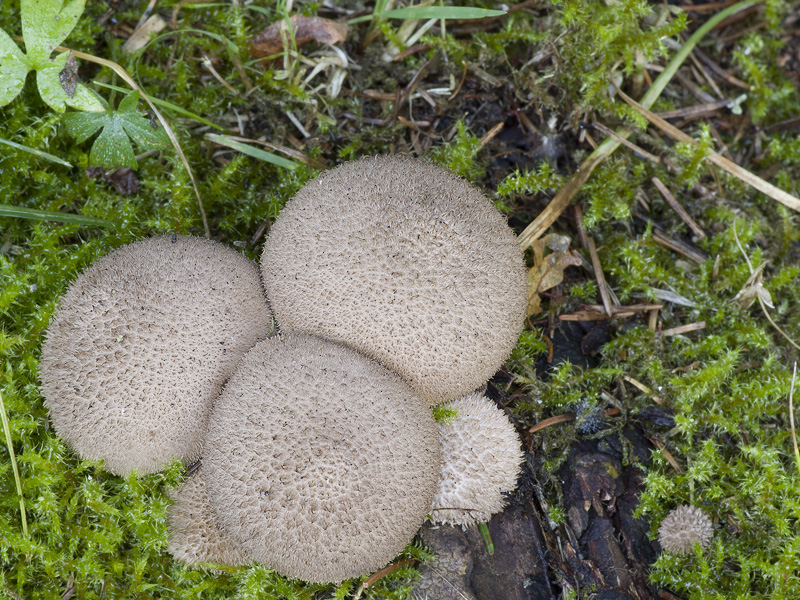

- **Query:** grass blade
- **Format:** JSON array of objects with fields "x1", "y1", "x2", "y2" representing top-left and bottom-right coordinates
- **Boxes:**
[
  {"x1": 206, "y1": 134, "x2": 300, "y2": 170},
  {"x1": 93, "y1": 82, "x2": 228, "y2": 132},
  {"x1": 517, "y1": 0, "x2": 758, "y2": 248},
  {"x1": 379, "y1": 7, "x2": 506, "y2": 20},
  {"x1": 0, "y1": 136, "x2": 72, "y2": 167},
  {"x1": 0, "y1": 204, "x2": 114, "y2": 226},
  {"x1": 0, "y1": 390, "x2": 28, "y2": 538}
]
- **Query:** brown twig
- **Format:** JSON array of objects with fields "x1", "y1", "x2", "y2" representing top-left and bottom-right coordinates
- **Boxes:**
[
  {"x1": 651, "y1": 177, "x2": 706, "y2": 239},
  {"x1": 615, "y1": 80, "x2": 800, "y2": 213},
  {"x1": 593, "y1": 121, "x2": 661, "y2": 163},
  {"x1": 448, "y1": 60, "x2": 468, "y2": 101},
  {"x1": 587, "y1": 237, "x2": 613, "y2": 317},
  {"x1": 660, "y1": 321, "x2": 706, "y2": 336}
]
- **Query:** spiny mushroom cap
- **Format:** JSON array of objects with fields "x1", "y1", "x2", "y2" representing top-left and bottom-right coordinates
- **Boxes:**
[
  {"x1": 260, "y1": 155, "x2": 527, "y2": 406},
  {"x1": 39, "y1": 235, "x2": 273, "y2": 476},
  {"x1": 203, "y1": 332, "x2": 441, "y2": 583},
  {"x1": 167, "y1": 468, "x2": 249, "y2": 568},
  {"x1": 658, "y1": 504, "x2": 713, "y2": 555},
  {"x1": 429, "y1": 392, "x2": 524, "y2": 527}
]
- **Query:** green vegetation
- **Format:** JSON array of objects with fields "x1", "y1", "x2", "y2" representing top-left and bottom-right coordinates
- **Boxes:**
[{"x1": 2, "y1": 0, "x2": 799, "y2": 598}]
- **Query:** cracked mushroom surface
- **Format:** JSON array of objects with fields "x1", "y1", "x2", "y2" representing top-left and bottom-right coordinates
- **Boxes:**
[
  {"x1": 203, "y1": 332, "x2": 441, "y2": 583},
  {"x1": 430, "y1": 392, "x2": 524, "y2": 527},
  {"x1": 167, "y1": 467, "x2": 249, "y2": 568},
  {"x1": 39, "y1": 234, "x2": 272, "y2": 476},
  {"x1": 260, "y1": 154, "x2": 527, "y2": 406}
]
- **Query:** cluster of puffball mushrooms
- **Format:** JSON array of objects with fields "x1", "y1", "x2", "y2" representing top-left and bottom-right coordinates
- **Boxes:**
[{"x1": 39, "y1": 155, "x2": 528, "y2": 583}]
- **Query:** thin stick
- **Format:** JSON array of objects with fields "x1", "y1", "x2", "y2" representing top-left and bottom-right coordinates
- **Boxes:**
[
  {"x1": 0, "y1": 391, "x2": 28, "y2": 538},
  {"x1": 529, "y1": 413, "x2": 574, "y2": 434},
  {"x1": 652, "y1": 177, "x2": 706, "y2": 239},
  {"x1": 516, "y1": 0, "x2": 758, "y2": 248},
  {"x1": 593, "y1": 121, "x2": 661, "y2": 163},
  {"x1": 616, "y1": 86, "x2": 800, "y2": 213},
  {"x1": 587, "y1": 237, "x2": 612, "y2": 316},
  {"x1": 660, "y1": 321, "x2": 706, "y2": 336}
]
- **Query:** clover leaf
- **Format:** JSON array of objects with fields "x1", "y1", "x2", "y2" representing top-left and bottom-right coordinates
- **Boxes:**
[
  {"x1": 0, "y1": 0, "x2": 103, "y2": 112},
  {"x1": 64, "y1": 91, "x2": 170, "y2": 169}
]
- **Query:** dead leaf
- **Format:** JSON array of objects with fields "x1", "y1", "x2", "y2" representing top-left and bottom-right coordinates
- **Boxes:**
[
  {"x1": 527, "y1": 234, "x2": 582, "y2": 316},
  {"x1": 59, "y1": 52, "x2": 79, "y2": 98},
  {"x1": 122, "y1": 14, "x2": 167, "y2": 54},
  {"x1": 732, "y1": 261, "x2": 774, "y2": 309},
  {"x1": 250, "y1": 15, "x2": 348, "y2": 60}
]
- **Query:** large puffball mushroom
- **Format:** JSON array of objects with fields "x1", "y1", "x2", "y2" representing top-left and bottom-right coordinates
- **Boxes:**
[
  {"x1": 203, "y1": 332, "x2": 441, "y2": 583},
  {"x1": 429, "y1": 392, "x2": 524, "y2": 527},
  {"x1": 261, "y1": 155, "x2": 527, "y2": 406},
  {"x1": 39, "y1": 235, "x2": 273, "y2": 476},
  {"x1": 167, "y1": 468, "x2": 249, "y2": 568}
]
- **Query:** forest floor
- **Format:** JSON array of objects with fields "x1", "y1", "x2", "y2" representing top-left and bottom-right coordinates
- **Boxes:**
[{"x1": 1, "y1": 1, "x2": 800, "y2": 599}]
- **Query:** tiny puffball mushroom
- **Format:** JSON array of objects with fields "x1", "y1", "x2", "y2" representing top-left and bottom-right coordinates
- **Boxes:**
[
  {"x1": 167, "y1": 468, "x2": 249, "y2": 568},
  {"x1": 658, "y1": 504, "x2": 713, "y2": 555},
  {"x1": 39, "y1": 235, "x2": 273, "y2": 476},
  {"x1": 203, "y1": 332, "x2": 441, "y2": 583},
  {"x1": 260, "y1": 154, "x2": 527, "y2": 406},
  {"x1": 429, "y1": 392, "x2": 524, "y2": 528}
]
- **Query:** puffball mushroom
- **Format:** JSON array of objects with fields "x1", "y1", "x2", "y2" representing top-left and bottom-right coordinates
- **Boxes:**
[
  {"x1": 203, "y1": 332, "x2": 441, "y2": 583},
  {"x1": 658, "y1": 504, "x2": 713, "y2": 555},
  {"x1": 429, "y1": 392, "x2": 524, "y2": 527},
  {"x1": 167, "y1": 468, "x2": 248, "y2": 568},
  {"x1": 260, "y1": 155, "x2": 527, "y2": 406},
  {"x1": 39, "y1": 235, "x2": 272, "y2": 476}
]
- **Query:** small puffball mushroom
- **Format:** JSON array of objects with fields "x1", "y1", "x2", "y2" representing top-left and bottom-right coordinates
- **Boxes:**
[
  {"x1": 429, "y1": 392, "x2": 524, "y2": 527},
  {"x1": 658, "y1": 504, "x2": 713, "y2": 555},
  {"x1": 39, "y1": 235, "x2": 272, "y2": 476},
  {"x1": 261, "y1": 155, "x2": 527, "y2": 406},
  {"x1": 203, "y1": 332, "x2": 441, "y2": 583},
  {"x1": 167, "y1": 468, "x2": 249, "y2": 568}
]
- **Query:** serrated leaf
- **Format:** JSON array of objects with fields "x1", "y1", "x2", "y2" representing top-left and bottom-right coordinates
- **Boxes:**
[
  {"x1": 65, "y1": 91, "x2": 169, "y2": 169},
  {"x1": 63, "y1": 110, "x2": 107, "y2": 143},
  {"x1": 115, "y1": 91, "x2": 169, "y2": 149},
  {"x1": 89, "y1": 118, "x2": 136, "y2": 169},
  {"x1": 21, "y1": 0, "x2": 87, "y2": 66},
  {"x1": 0, "y1": 29, "x2": 31, "y2": 107}
]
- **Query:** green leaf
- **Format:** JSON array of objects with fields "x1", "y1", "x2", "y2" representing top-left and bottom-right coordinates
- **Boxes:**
[
  {"x1": 63, "y1": 91, "x2": 170, "y2": 169},
  {"x1": 115, "y1": 91, "x2": 170, "y2": 150},
  {"x1": 0, "y1": 136, "x2": 72, "y2": 167},
  {"x1": 89, "y1": 118, "x2": 135, "y2": 169},
  {"x1": 379, "y1": 6, "x2": 506, "y2": 20},
  {"x1": 94, "y1": 81, "x2": 227, "y2": 131},
  {"x1": 0, "y1": 204, "x2": 113, "y2": 226},
  {"x1": 21, "y1": 0, "x2": 87, "y2": 66},
  {"x1": 206, "y1": 134, "x2": 299, "y2": 170},
  {"x1": 35, "y1": 51, "x2": 104, "y2": 113},
  {"x1": 0, "y1": 29, "x2": 31, "y2": 107},
  {"x1": 63, "y1": 110, "x2": 107, "y2": 143}
]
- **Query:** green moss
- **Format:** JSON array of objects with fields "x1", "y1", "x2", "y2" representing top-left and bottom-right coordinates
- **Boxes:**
[{"x1": 3, "y1": 0, "x2": 800, "y2": 598}]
